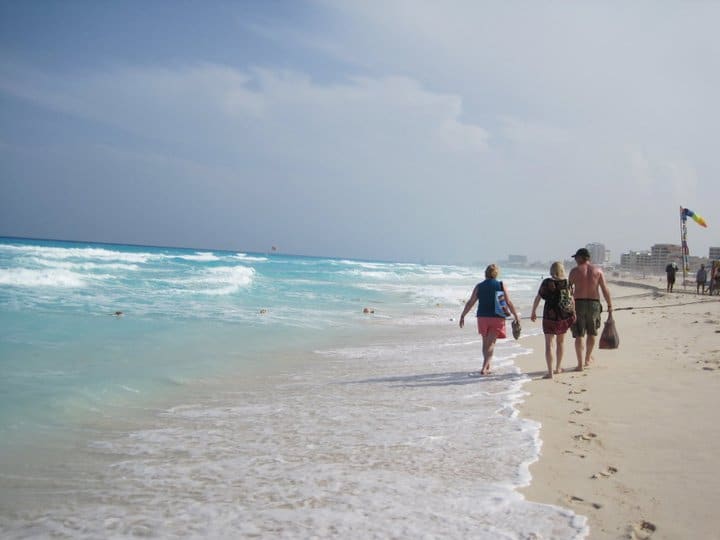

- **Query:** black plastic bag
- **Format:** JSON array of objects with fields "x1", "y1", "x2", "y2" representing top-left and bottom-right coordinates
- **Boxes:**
[{"x1": 599, "y1": 313, "x2": 619, "y2": 349}]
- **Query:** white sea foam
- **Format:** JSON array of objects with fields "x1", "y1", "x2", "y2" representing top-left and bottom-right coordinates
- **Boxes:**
[
  {"x1": 0, "y1": 244, "x2": 156, "y2": 264},
  {"x1": 174, "y1": 252, "x2": 220, "y2": 262},
  {"x1": 345, "y1": 266, "x2": 475, "y2": 294},
  {"x1": 164, "y1": 265, "x2": 255, "y2": 295},
  {"x1": 199, "y1": 265, "x2": 255, "y2": 292},
  {"x1": 335, "y1": 259, "x2": 390, "y2": 269},
  {"x1": 0, "y1": 267, "x2": 87, "y2": 288},
  {"x1": 27, "y1": 257, "x2": 141, "y2": 272},
  {"x1": 233, "y1": 253, "x2": 269, "y2": 262}
]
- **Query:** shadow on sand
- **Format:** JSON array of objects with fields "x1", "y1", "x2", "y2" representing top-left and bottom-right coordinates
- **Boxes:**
[{"x1": 338, "y1": 370, "x2": 530, "y2": 388}]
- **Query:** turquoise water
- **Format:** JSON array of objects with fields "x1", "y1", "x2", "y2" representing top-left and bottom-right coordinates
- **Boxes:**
[
  {"x1": 0, "y1": 237, "x2": 540, "y2": 436},
  {"x1": 0, "y1": 237, "x2": 587, "y2": 539}
]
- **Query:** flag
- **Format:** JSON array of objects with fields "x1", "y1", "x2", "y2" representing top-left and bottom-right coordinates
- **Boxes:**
[{"x1": 681, "y1": 207, "x2": 708, "y2": 228}]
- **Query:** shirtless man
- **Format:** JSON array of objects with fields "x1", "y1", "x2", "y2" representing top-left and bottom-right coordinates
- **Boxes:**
[{"x1": 568, "y1": 248, "x2": 612, "y2": 370}]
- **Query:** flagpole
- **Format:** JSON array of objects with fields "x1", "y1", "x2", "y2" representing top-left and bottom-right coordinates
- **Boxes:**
[{"x1": 680, "y1": 206, "x2": 689, "y2": 286}]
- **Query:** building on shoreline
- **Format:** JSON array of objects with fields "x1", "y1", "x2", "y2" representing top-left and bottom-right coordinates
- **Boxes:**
[
  {"x1": 620, "y1": 243, "x2": 715, "y2": 275},
  {"x1": 619, "y1": 249, "x2": 653, "y2": 273},
  {"x1": 503, "y1": 242, "x2": 719, "y2": 276}
]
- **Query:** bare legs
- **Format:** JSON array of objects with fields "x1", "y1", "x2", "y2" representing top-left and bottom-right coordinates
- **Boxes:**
[
  {"x1": 556, "y1": 334, "x2": 565, "y2": 373},
  {"x1": 574, "y1": 337, "x2": 583, "y2": 370},
  {"x1": 543, "y1": 334, "x2": 567, "y2": 378},
  {"x1": 543, "y1": 335, "x2": 554, "y2": 378},
  {"x1": 481, "y1": 331, "x2": 498, "y2": 375},
  {"x1": 574, "y1": 334, "x2": 596, "y2": 370}
]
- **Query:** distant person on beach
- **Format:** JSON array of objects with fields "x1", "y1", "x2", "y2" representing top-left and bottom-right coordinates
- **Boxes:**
[
  {"x1": 531, "y1": 262, "x2": 575, "y2": 379},
  {"x1": 712, "y1": 262, "x2": 720, "y2": 295},
  {"x1": 459, "y1": 264, "x2": 521, "y2": 376},
  {"x1": 696, "y1": 264, "x2": 707, "y2": 295},
  {"x1": 568, "y1": 248, "x2": 612, "y2": 370},
  {"x1": 665, "y1": 261, "x2": 678, "y2": 292}
]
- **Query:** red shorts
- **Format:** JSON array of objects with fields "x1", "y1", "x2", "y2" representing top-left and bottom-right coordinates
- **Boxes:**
[
  {"x1": 477, "y1": 317, "x2": 507, "y2": 338},
  {"x1": 542, "y1": 316, "x2": 575, "y2": 335}
]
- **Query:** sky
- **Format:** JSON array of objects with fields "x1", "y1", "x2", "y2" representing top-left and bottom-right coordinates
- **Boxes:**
[{"x1": 1, "y1": 1, "x2": 718, "y2": 264}]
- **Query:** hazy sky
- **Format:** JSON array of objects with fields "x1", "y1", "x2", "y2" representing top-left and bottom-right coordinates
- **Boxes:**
[{"x1": 1, "y1": 1, "x2": 718, "y2": 263}]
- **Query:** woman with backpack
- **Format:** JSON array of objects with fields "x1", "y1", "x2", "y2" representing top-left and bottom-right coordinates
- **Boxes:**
[{"x1": 530, "y1": 261, "x2": 576, "y2": 379}]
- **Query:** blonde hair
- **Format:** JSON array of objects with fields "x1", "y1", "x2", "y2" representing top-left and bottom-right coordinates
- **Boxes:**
[
  {"x1": 550, "y1": 261, "x2": 565, "y2": 279},
  {"x1": 485, "y1": 264, "x2": 500, "y2": 279}
]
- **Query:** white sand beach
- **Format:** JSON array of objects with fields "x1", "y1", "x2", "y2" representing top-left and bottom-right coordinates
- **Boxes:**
[{"x1": 518, "y1": 279, "x2": 720, "y2": 539}]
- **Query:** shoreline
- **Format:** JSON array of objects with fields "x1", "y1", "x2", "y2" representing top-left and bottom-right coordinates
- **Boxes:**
[{"x1": 516, "y1": 278, "x2": 720, "y2": 539}]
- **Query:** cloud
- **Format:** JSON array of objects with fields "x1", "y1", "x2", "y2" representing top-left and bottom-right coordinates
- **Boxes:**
[
  {"x1": 0, "y1": 60, "x2": 496, "y2": 260},
  {"x1": 1, "y1": 61, "x2": 487, "y2": 158},
  {"x1": 3, "y1": 1, "x2": 720, "y2": 262}
]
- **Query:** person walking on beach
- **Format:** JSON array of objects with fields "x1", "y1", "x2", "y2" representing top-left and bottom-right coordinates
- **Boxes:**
[
  {"x1": 711, "y1": 262, "x2": 720, "y2": 295},
  {"x1": 696, "y1": 264, "x2": 707, "y2": 295},
  {"x1": 459, "y1": 264, "x2": 521, "y2": 376},
  {"x1": 530, "y1": 262, "x2": 575, "y2": 379},
  {"x1": 568, "y1": 248, "x2": 612, "y2": 370},
  {"x1": 665, "y1": 261, "x2": 678, "y2": 292}
]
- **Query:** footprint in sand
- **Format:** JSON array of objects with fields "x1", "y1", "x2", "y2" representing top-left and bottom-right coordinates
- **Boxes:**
[
  {"x1": 571, "y1": 407, "x2": 591, "y2": 415},
  {"x1": 698, "y1": 358, "x2": 720, "y2": 371},
  {"x1": 567, "y1": 494, "x2": 603, "y2": 510},
  {"x1": 591, "y1": 466, "x2": 618, "y2": 479},
  {"x1": 563, "y1": 449, "x2": 586, "y2": 459},
  {"x1": 630, "y1": 520, "x2": 657, "y2": 539},
  {"x1": 574, "y1": 432, "x2": 598, "y2": 442},
  {"x1": 569, "y1": 389, "x2": 587, "y2": 394}
]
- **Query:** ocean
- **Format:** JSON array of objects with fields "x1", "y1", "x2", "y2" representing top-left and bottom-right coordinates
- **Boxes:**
[{"x1": 0, "y1": 237, "x2": 587, "y2": 539}]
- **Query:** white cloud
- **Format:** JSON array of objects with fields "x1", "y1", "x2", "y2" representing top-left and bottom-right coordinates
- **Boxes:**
[
  {"x1": 3, "y1": 1, "x2": 720, "y2": 261},
  {"x1": 2, "y1": 62, "x2": 487, "y2": 159}
]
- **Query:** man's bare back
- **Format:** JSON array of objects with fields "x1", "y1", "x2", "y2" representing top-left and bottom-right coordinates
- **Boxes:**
[{"x1": 569, "y1": 262, "x2": 607, "y2": 300}]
